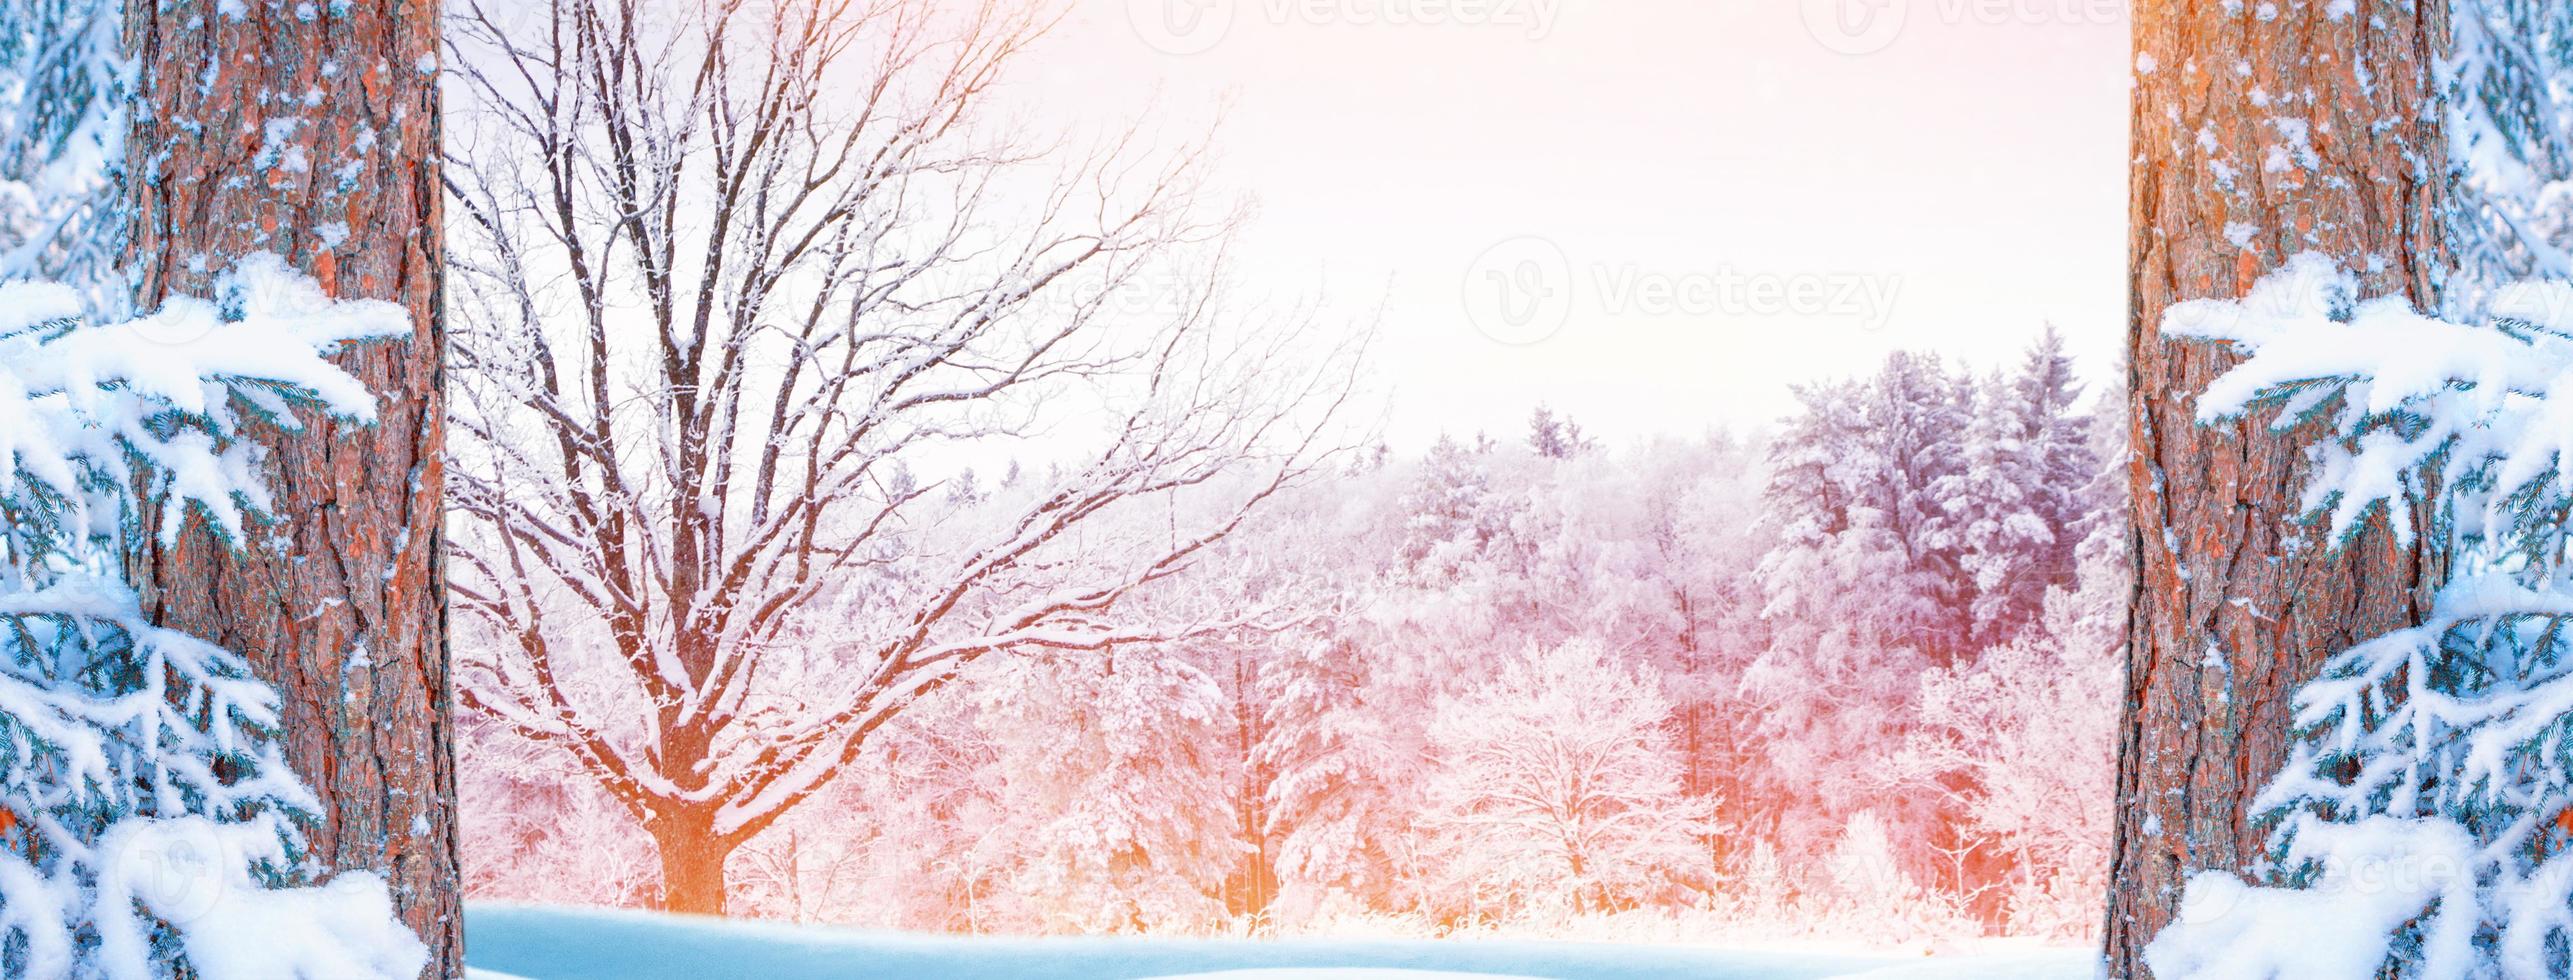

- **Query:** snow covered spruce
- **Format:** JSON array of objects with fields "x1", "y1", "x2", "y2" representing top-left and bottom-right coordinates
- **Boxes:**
[
  {"x1": 0, "y1": 259, "x2": 425, "y2": 977},
  {"x1": 2144, "y1": 255, "x2": 2573, "y2": 977}
]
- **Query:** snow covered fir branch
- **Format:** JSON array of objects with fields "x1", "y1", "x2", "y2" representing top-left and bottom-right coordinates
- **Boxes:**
[
  {"x1": 2144, "y1": 256, "x2": 2573, "y2": 976},
  {"x1": 0, "y1": 260, "x2": 424, "y2": 976}
]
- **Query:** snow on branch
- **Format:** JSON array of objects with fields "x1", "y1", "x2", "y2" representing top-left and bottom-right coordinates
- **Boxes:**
[
  {"x1": 0, "y1": 256, "x2": 423, "y2": 979},
  {"x1": 2, "y1": 255, "x2": 407, "y2": 548},
  {"x1": 441, "y1": 0, "x2": 1368, "y2": 899},
  {"x1": 2167, "y1": 251, "x2": 2573, "y2": 551},
  {"x1": 0, "y1": 0, "x2": 123, "y2": 296},
  {"x1": 2148, "y1": 254, "x2": 2573, "y2": 977}
]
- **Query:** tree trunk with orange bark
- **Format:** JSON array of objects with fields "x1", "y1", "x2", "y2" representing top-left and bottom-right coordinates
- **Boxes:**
[
  {"x1": 123, "y1": 0, "x2": 459, "y2": 973},
  {"x1": 2104, "y1": 0, "x2": 2450, "y2": 973}
]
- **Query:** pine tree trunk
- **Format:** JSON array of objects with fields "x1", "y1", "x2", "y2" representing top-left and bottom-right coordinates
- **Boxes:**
[
  {"x1": 2105, "y1": 1, "x2": 2448, "y2": 973},
  {"x1": 123, "y1": 1, "x2": 459, "y2": 974}
]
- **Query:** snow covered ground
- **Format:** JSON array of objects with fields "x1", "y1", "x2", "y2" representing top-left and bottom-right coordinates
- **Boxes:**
[{"x1": 462, "y1": 905, "x2": 2093, "y2": 980}]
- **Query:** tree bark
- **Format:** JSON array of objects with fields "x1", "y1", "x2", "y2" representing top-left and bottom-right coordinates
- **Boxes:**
[
  {"x1": 2105, "y1": 1, "x2": 2448, "y2": 973},
  {"x1": 652, "y1": 815, "x2": 737, "y2": 917},
  {"x1": 124, "y1": 1, "x2": 459, "y2": 974}
]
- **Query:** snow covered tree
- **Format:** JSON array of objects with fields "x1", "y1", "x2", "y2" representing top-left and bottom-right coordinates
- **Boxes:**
[
  {"x1": 1767, "y1": 351, "x2": 1973, "y2": 658},
  {"x1": 1939, "y1": 370, "x2": 2054, "y2": 650},
  {"x1": 0, "y1": 262, "x2": 427, "y2": 977},
  {"x1": 1900, "y1": 555, "x2": 2121, "y2": 940},
  {"x1": 785, "y1": 685, "x2": 1015, "y2": 933},
  {"x1": 441, "y1": 0, "x2": 1359, "y2": 913},
  {"x1": 962, "y1": 647, "x2": 1244, "y2": 934},
  {"x1": 0, "y1": 0, "x2": 120, "y2": 295},
  {"x1": 1211, "y1": 638, "x2": 1285, "y2": 928},
  {"x1": 766, "y1": 632, "x2": 1252, "y2": 936},
  {"x1": 1524, "y1": 405, "x2": 1591, "y2": 460},
  {"x1": 441, "y1": 378, "x2": 2126, "y2": 938},
  {"x1": 2137, "y1": 257, "x2": 2573, "y2": 977},
  {"x1": 2108, "y1": 1, "x2": 2451, "y2": 969},
  {"x1": 456, "y1": 708, "x2": 661, "y2": 911},
  {"x1": 1258, "y1": 633, "x2": 1417, "y2": 919},
  {"x1": 1214, "y1": 461, "x2": 1435, "y2": 926},
  {"x1": 1746, "y1": 352, "x2": 1972, "y2": 861},
  {"x1": 118, "y1": 0, "x2": 460, "y2": 964},
  {"x1": 2448, "y1": 0, "x2": 2573, "y2": 289},
  {"x1": 1635, "y1": 433, "x2": 1774, "y2": 874},
  {"x1": 1937, "y1": 327, "x2": 2096, "y2": 649},
  {"x1": 1395, "y1": 435, "x2": 1507, "y2": 587},
  {"x1": 2014, "y1": 326, "x2": 2099, "y2": 550},
  {"x1": 1420, "y1": 639, "x2": 1709, "y2": 924},
  {"x1": 1806, "y1": 810, "x2": 1971, "y2": 947}
]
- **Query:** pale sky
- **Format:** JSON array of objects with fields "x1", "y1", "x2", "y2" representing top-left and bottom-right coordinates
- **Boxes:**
[{"x1": 1002, "y1": 0, "x2": 2132, "y2": 449}]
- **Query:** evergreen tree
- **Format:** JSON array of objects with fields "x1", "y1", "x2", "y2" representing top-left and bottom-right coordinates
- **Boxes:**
[
  {"x1": 2448, "y1": 0, "x2": 2573, "y2": 289},
  {"x1": 124, "y1": 0, "x2": 461, "y2": 956},
  {"x1": 1258, "y1": 635, "x2": 1412, "y2": 916},
  {"x1": 1939, "y1": 369, "x2": 2053, "y2": 649},
  {"x1": 2013, "y1": 325, "x2": 2097, "y2": 565},
  {"x1": 2107, "y1": 3, "x2": 2448, "y2": 966},
  {"x1": 1525, "y1": 404, "x2": 1592, "y2": 460},
  {"x1": 1936, "y1": 328, "x2": 2097, "y2": 649},
  {"x1": 1760, "y1": 351, "x2": 1973, "y2": 661},
  {"x1": 0, "y1": 261, "x2": 428, "y2": 976},
  {"x1": 1748, "y1": 352, "x2": 1975, "y2": 862},
  {"x1": 1860, "y1": 352, "x2": 1977, "y2": 655},
  {"x1": 1396, "y1": 435, "x2": 1506, "y2": 586},
  {"x1": 2145, "y1": 257, "x2": 2573, "y2": 977},
  {"x1": 0, "y1": 0, "x2": 119, "y2": 296},
  {"x1": 968, "y1": 648, "x2": 1243, "y2": 934}
]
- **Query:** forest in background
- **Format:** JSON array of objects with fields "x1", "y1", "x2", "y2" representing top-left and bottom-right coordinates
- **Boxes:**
[{"x1": 460, "y1": 327, "x2": 2128, "y2": 947}]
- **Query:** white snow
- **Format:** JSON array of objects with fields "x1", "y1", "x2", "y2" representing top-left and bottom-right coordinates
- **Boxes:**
[
  {"x1": 2145, "y1": 819, "x2": 2476, "y2": 979},
  {"x1": 107, "y1": 818, "x2": 428, "y2": 979},
  {"x1": 463, "y1": 905, "x2": 2095, "y2": 980},
  {"x1": 1141, "y1": 972, "x2": 1549, "y2": 979}
]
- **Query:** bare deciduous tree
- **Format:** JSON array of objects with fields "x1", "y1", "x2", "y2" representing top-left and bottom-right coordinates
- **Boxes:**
[{"x1": 441, "y1": 0, "x2": 1361, "y2": 914}]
